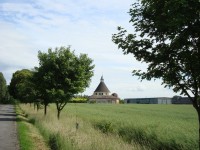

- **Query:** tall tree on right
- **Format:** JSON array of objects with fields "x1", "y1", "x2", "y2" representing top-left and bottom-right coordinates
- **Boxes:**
[{"x1": 112, "y1": 0, "x2": 200, "y2": 147}]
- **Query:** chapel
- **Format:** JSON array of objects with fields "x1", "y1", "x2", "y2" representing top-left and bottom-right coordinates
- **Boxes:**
[{"x1": 89, "y1": 76, "x2": 119, "y2": 104}]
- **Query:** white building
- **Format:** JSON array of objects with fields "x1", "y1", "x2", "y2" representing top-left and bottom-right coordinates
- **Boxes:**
[{"x1": 89, "y1": 76, "x2": 119, "y2": 104}]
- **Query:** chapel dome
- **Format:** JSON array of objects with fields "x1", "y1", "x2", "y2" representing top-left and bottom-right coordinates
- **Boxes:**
[{"x1": 112, "y1": 93, "x2": 118, "y2": 97}]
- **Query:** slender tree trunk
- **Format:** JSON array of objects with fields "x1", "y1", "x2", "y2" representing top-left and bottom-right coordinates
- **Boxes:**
[
  {"x1": 37, "y1": 103, "x2": 39, "y2": 112},
  {"x1": 57, "y1": 110, "x2": 61, "y2": 120},
  {"x1": 44, "y1": 104, "x2": 47, "y2": 115},
  {"x1": 197, "y1": 109, "x2": 200, "y2": 150},
  {"x1": 194, "y1": 105, "x2": 200, "y2": 150}
]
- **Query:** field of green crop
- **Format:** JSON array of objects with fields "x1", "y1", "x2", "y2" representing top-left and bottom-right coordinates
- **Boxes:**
[{"x1": 20, "y1": 104, "x2": 198, "y2": 150}]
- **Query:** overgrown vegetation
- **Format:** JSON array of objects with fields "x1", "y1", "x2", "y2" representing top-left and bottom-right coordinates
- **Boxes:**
[
  {"x1": 15, "y1": 105, "x2": 49, "y2": 150},
  {"x1": 0, "y1": 72, "x2": 15, "y2": 104},
  {"x1": 20, "y1": 104, "x2": 198, "y2": 150}
]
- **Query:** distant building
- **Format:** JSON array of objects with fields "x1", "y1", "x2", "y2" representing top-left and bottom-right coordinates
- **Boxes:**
[
  {"x1": 171, "y1": 96, "x2": 192, "y2": 104},
  {"x1": 124, "y1": 96, "x2": 192, "y2": 104},
  {"x1": 89, "y1": 76, "x2": 119, "y2": 104},
  {"x1": 124, "y1": 97, "x2": 172, "y2": 104}
]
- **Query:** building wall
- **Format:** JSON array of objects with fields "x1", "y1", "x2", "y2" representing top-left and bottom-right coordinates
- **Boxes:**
[
  {"x1": 125, "y1": 98, "x2": 172, "y2": 104},
  {"x1": 157, "y1": 98, "x2": 172, "y2": 104},
  {"x1": 125, "y1": 98, "x2": 158, "y2": 104},
  {"x1": 90, "y1": 98, "x2": 118, "y2": 104},
  {"x1": 171, "y1": 97, "x2": 192, "y2": 104}
]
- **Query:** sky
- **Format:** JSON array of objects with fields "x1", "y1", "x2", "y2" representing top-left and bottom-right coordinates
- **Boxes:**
[{"x1": 0, "y1": 0, "x2": 179, "y2": 99}]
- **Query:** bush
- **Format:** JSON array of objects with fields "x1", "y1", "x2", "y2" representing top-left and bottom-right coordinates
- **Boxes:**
[
  {"x1": 94, "y1": 121, "x2": 114, "y2": 134},
  {"x1": 49, "y1": 134, "x2": 61, "y2": 150},
  {"x1": 28, "y1": 118, "x2": 36, "y2": 125}
]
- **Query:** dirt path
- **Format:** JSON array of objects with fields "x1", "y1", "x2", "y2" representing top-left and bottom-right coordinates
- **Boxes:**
[{"x1": 0, "y1": 105, "x2": 19, "y2": 150}]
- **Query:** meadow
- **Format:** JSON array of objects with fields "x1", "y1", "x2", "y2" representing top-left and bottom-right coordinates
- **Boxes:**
[{"x1": 19, "y1": 103, "x2": 198, "y2": 150}]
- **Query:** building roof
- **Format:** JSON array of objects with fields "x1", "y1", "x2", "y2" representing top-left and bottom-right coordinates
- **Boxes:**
[{"x1": 94, "y1": 76, "x2": 110, "y2": 93}]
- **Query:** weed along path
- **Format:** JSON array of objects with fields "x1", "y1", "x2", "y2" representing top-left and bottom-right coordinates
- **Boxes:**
[{"x1": 0, "y1": 105, "x2": 19, "y2": 150}]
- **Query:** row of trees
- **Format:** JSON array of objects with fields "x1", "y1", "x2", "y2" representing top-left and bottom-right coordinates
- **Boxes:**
[
  {"x1": 9, "y1": 46, "x2": 94, "y2": 119},
  {"x1": 0, "y1": 72, "x2": 11, "y2": 104}
]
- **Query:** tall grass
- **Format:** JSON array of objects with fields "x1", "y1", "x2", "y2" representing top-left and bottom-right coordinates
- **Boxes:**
[
  {"x1": 16, "y1": 105, "x2": 49, "y2": 150},
  {"x1": 20, "y1": 104, "x2": 198, "y2": 150}
]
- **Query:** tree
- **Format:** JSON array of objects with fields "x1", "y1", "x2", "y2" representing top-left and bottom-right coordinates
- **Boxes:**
[
  {"x1": 35, "y1": 46, "x2": 94, "y2": 119},
  {"x1": 0, "y1": 72, "x2": 7, "y2": 103},
  {"x1": 9, "y1": 69, "x2": 35, "y2": 103},
  {"x1": 112, "y1": 0, "x2": 200, "y2": 147}
]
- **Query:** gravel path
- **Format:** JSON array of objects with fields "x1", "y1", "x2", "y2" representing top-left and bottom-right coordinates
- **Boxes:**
[{"x1": 0, "y1": 105, "x2": 19, "y2": 150}]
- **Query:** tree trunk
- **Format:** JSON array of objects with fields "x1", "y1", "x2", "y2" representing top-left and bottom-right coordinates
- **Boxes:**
[
  {"x1": 194, "y1": 106, "x2": 200, "y2": 150},
  {"x1": 37, "y1": 103, "x2": 39, "y2": 112},
  {"x1": 44, "y1": 104, "x2": 47, "y2": 115},
  {"x1": 197, "y1": 109, "x2": 200, "y2": 150},
  {"x1": 57, "y1": 110, "x2": 60, "y2": 120}
]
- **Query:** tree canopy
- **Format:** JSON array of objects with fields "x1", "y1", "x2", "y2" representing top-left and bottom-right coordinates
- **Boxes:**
[
  {"x1": 112, "y1": 0, "x2": 200, "y2": 146},
  {"x1": 9, "y1": 69, "x2": 34, "y2": 103},
  {"x1": 113, "y1": 0, "x2": 200, "y2": 106},
  {"x1": 35, "y1": 46, "x2": 94, "y2": 118},
  {"x1": 0, "y1": 72, "x2": 7, "y2": 103}
]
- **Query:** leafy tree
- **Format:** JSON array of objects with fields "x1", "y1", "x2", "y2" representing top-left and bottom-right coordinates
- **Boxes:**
[
  {"x1": 36, "y1": 46, "x2": 94, "y2": 119},
  {"x1": 0, "y1": 72, "x2": 7, "y2": 103},
  {"x1": 33, "y1": 66, "x2": 51, "y2": 115},
  {"x1": 112, "y1": 0, "x2": 200, "y2": 146},
  {"x1": 9, "y1": 69, "x2": 35, "y2": 103}
]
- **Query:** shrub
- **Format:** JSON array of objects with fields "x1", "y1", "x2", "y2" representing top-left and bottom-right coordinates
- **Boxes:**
[{"x1": 94, "y1": 121, "x2": 114, "y2": 134}]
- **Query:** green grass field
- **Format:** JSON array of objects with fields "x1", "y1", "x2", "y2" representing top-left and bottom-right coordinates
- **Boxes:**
[{"x1": 20, "y1": 104, "x2": 198, "y2": 150}]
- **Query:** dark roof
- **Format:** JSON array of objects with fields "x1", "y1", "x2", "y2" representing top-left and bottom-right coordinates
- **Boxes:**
[
  {"x1": 94, "y1": 76, "x2": 110, "y2": 92},
  {"x1": 94, "y1": 82, "x2": 110, "y2": 92},
  {"x1": 112, "y1": 93, "x2": 118, "y2": 97}
]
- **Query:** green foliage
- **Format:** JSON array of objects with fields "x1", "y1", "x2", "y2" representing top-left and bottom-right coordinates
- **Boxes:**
[
  {"x1": 9, "y1": 69, "x2": 35, "y2": 103},
  {"x1": 118, "y1": 126, "x2": 185, "y2": 150},
  {"x1": 94, "y1": 120, "x2": 114, "y2": 134},
  {"x1": 112, "y1": 1, "x2": 200, "y2": 146},
  {"x1": 112, "y1": 0, "x2": 200, "y2": 109},
  {"x1": 70, "y1": 95, "x2": 89, "y2": 103},
  {"x1": 0, "y1": 72, "x2": 7, "y2": 103},
  {"x1": 28, "y1": 115, "x2": 76, "y2": 150},
  {"x1": 49, "y1": 134, "x2": 61, "y2": 150},
  {"x1": 17, "y1": 122, "x2": 34, "y2": 150},
  {"x1": 119, "y1": 99, "x2": 125, "y2": 104},
  {"x1": 35, "y1": 46, "x2": 94, "y2": 118},
  {"x1": 16, "y1": 106, "x2": 34, "y2": 150}
]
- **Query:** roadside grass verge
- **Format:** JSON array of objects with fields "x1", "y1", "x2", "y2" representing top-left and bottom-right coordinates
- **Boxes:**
[
  {"x1": 20, "y1": 104, "x2": 142, "y2": 150},
  {"x1": 19, "y1": 104, "x2": 198, "y2": 150},
  {"x1": 15, "y1": 105, "x2": 49, "y2": 150}
]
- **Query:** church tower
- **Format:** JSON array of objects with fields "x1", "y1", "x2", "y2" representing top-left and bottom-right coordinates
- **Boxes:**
[{"x1": 89, "y1": 76, "x2": 119, "y2": 104}]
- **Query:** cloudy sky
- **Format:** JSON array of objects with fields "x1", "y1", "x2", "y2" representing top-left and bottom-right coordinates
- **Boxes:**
[{"x1": 0, "y1": 0, "x2": 179, "y2": 99}]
